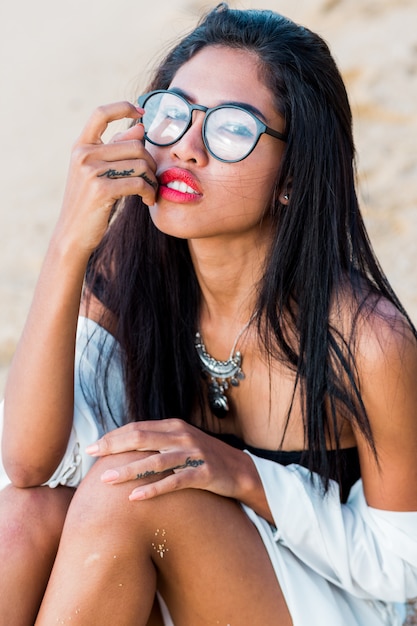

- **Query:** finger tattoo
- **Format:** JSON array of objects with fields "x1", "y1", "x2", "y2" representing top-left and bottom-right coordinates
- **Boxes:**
[
  {"x1": 136, "y1": 456, "x2": 204, "y2": 480},
  {"x1": 138, "y1": 172, "x2": 158, "y2": 190},
  {"x1": 98, "y1": 168, "x2": 135, "y2": 179}
]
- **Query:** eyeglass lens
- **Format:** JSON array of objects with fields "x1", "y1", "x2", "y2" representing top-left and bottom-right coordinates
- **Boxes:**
[{"x1": 141, "y1": 91, "x2": 260, "y2": 162}]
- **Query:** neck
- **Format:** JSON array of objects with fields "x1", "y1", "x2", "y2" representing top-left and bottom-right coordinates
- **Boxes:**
[{"x1": 188, "y1": 232, "x2": 270, "y2": 354}]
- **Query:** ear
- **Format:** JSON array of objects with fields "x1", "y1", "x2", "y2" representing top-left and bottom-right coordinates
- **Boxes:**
[
  {"x1": 279, "y1": 179, "x2": 292, "y2": 205},
  {"x1": 279, "y1": 190, "x2": 290, "y2": 205}
]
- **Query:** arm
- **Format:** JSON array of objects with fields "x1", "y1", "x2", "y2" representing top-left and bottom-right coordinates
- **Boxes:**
[
  {"x1": 247, "y1": 305, "x2": 417, "y2": 601},
  {"x1": 2, "y1": 102, "x2": 157, "y2": 487},
  {"x1": 354, "y1": 304, "x2": 417, "y2": 512}
]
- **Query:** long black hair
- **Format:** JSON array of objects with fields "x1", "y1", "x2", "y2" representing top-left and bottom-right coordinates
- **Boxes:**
[{"x1": 85, "y1": 3, "x2": 416, "y2": 487}]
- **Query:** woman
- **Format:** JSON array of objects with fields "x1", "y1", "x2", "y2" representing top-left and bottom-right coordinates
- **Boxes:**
[{"x1": 1, "y1": 4, "x2": 417, "y2": 624}]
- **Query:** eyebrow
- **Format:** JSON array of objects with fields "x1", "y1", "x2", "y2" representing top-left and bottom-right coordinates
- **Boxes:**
[{"x1": 169, "y1": 87, "x2": 269, "y2": 123}]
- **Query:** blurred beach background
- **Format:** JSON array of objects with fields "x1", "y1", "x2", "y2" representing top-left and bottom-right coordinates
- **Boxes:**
[{"x1": 0, "y1": 0, "x2": 416, "y2": 397}]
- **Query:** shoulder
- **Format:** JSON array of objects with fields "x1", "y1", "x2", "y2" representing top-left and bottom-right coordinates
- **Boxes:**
[
  {"x1": 332, "y1": 283, "x2": 417, "y2": 419},
  {"x1": 330, "y1": 279, "x2": 415, "y2": 360},
  {"x1": 348, "y1": 293, "x2": 417, "y2": 388},
  {"x1": 335, "y1": 289, "x2": 417, "y2": 510}
]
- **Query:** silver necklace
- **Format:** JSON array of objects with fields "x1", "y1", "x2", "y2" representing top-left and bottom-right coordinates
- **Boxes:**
[{"x1": 195, "y1": 317, "x2": 254, "y2": 419}]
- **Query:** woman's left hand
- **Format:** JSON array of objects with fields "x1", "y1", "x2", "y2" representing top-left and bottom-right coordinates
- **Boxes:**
[{"x1": 86, "y1": 419, "x2": 257, "y2": 503}]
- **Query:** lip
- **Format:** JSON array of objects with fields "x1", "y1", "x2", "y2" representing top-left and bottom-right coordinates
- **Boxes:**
[{"x1": 158, "y1": 167, "x2": 203, "y2": 203}]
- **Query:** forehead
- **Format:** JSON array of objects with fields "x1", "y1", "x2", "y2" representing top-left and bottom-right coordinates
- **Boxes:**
[{"x1": 168, "y1": 45, "x2": 278, "y2": 119}]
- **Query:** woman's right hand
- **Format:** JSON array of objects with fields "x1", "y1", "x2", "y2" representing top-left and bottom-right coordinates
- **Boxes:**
[
  {"x1": 3, "y1": 102, "x2": 158, "y2": 487},
  {"x1": 55, "y1": 101, "x2": 158, "y2": 254}
]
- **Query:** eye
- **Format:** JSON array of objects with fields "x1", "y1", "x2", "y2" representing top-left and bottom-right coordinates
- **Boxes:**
[
  {"x1": 208, "y1": 108, "x2": 257, "y2": 142},
  {"x1": 218, "y1": 122, "x2": 254, "y2": 138},
  {"x1": 162, "y1": 105, "x2": 189, "y2": 122}
]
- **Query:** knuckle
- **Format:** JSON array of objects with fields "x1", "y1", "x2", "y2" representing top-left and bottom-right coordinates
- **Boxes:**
[
  {"x1": 94, "y1": 104, "x2": 109, "y2": 120},
  {"x1": 153, "y1": 455, "x2": 166, "y2": 474},
  {"x1": 179, "y1": 431, "x2": 194, "y2": 449},
  {"x1": 146, "y1": 483, "x2": 159, "y2": 499},
  {"x1": 170, "y1": 417, "x2": 185, "y2": 430},
  {"x1": 123, "y1": 464, "x2": 138, "y2": 481},
  {"x1": 131, "y1": 430, "x2": 144, "y2": 449},
  {"x1": 131, "y1": 139, "x2": 144, "y2": 153},
  {"x1": 71, "y1": 144, "x2": 98, "y2": 169},
  {"x1": 98, "y1": 435, "x2": 111, "y2": 454},
  {"x1": 201, "y1": 463, "x2": 211, "y2": 482},
  {"x1": 169, "y1": 474, "x2": 183, "y2": 490},
  {"x1": 71, "y1": 144, "x2": 90, "y2": 166}
]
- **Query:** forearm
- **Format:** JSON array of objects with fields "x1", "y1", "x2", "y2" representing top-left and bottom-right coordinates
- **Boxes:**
[
  {"x1": 2, "y1": 232, "x2": 90, "y2": 486},
  {"x1": 2, "y1": 103, "x2": 155, "y2": 487}
]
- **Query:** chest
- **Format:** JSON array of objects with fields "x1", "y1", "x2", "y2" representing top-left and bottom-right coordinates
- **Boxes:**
[{"x1": 196, "y1": 351, "x2": 356, "y2": 451}]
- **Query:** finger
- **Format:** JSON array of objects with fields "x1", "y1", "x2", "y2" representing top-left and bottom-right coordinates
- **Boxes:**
[
  {"x1": 82, "y1": 140, "x2": 157, "y2": 171},
  {"x1": 100, "y1": 451, "x2": 205, "y2": 484},
  {"x1": 129, "y1": 470, "x2": 201, "y2": 501},
  {"x1": 77, "y1": 102, "x2": 143, "y2": 146},
  {"x1": 109, "y1": 122, "x2": 145, "y2": 144},
  {"x1": 96, "y1": 161, "x2": 158, "y2": 190},
  {"x1": 90, "y1": 138, "x2": 153, "y2": 163},
  {"x1": 86, "y1": 419, "x2": 189, "y2": 456},
  {"x1": 100, "y1": 451, "x2": 175, "y2": 484},
  {"x1": 99, "y1": 175, "x2": 158, "y2": 207}
]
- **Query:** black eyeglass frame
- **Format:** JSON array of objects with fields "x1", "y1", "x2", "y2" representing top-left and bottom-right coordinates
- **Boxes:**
[{"x1": 137, "y1": 89, "x2": 287, "y2": 163}]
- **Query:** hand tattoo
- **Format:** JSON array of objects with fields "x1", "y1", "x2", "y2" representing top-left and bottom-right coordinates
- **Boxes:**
[
  {"x1": 138, "y1": 172, "x2": 158, "y2": 190},
  {"x1": 136, "y1": 456, "x2": 205, "y2": 480},
  {"x1": 98, "y1": 168, "x2": 135, "y2": 179}
]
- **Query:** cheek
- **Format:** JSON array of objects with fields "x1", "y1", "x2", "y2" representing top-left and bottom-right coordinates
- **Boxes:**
[
  {"x1": 226, "y1": 165, "x2": 277, "y2": 205},
  {"x1": 230, "y1": 145, "x2": 282, "y2": 199}
]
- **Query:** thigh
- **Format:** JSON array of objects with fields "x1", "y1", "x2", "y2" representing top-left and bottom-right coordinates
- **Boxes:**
[
  {"x1": 39, "y1": 452, "x2": 292, "y2": 626},
  {"x1": 150, "y1": 488, "x2": 292, "y2": 625}
]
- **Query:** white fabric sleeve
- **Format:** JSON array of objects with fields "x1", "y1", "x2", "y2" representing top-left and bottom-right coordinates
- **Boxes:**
[
  {"x1": 246, "y1": 452, "x2": 417, "y2": 603},
  {"x1": 0, "y1": 317, "x2": 126, "y2": 490}
]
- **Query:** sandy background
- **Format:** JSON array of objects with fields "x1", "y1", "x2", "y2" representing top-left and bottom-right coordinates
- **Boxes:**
[{"x1": 0, "y1": 0, "x2": 416, "y2": 397}]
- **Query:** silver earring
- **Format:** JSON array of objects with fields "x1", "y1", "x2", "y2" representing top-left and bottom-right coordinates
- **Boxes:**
[{"x1": 284, "y1": 193, "x2": 289, "y2": 201}]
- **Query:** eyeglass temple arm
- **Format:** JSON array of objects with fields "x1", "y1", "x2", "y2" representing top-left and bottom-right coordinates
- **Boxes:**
[{"x1": 265, "y1": 126, "x2": 287, "y2": 142}]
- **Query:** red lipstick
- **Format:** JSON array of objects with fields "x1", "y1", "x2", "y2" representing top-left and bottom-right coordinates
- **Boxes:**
[{"x1": 158, "y1": 168, "x2": 203, "y2": 203}]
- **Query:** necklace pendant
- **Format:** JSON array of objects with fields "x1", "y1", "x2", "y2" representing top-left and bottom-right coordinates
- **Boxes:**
[
  {"x1": 207, "y1": 379, "x2": 229, "y2": 419},
  {"x1": 194, "y1": 323, "x2": 252, "y2": 419}
]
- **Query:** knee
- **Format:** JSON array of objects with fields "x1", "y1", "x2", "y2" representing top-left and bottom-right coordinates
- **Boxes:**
[
  {"x1": 64, "y1": 452, "x2": 154, "y2": 535},
  {"x1": 0, "y1": 484, "x2": 73, "y2": 554},
  {"x1": 64, "y1": 452, "x2": 213, "y2": 538}
]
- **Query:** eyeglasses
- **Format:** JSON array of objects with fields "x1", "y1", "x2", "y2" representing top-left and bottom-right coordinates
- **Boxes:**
[{"x1": 137, "y1": 90, "x2": 287, "y2": 163}]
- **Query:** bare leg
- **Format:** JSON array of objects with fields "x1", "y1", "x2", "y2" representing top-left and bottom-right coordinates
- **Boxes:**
[
  {"x1": 36, "y1": 452, "x2": 292, "y2": 626},
  {"x1": 0, "y1": 484, "x2": 74, "y2": 625}
]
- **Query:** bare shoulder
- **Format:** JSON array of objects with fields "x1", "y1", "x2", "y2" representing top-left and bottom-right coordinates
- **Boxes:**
[
  {"x1": 331, "y1": 282, "x2": 415, "y2": 367},
  {"x1": 344, "y1": 292, "x2": 417, "y2": 510}
]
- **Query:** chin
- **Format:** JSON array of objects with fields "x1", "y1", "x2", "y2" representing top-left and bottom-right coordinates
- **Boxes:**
[{"x1": 148, "y1": 204, "x2": 197, "y2": 239}]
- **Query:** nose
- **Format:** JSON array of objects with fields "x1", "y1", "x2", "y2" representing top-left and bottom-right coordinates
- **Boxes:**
[{"x1": 169, "y1": 110, "x2": 209, "y2": 166}]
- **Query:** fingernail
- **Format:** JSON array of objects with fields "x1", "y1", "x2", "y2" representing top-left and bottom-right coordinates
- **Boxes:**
[
  {"x1": 101, "y1": 469, "x2": 120, "y2": 482},
  {"x1": 85, "y1": 443, "x2": 99, "y2": 455}
]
